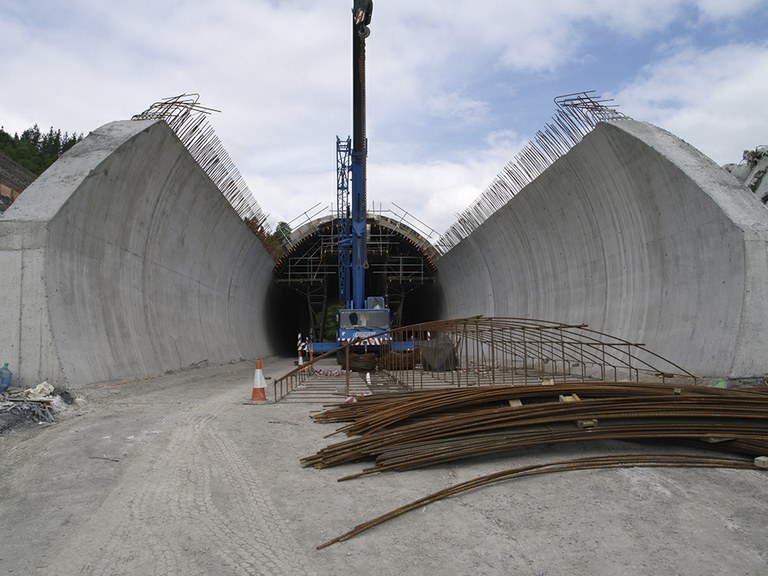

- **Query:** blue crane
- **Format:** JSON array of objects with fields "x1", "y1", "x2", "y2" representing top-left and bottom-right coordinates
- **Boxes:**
[{"x1": 311, "y1": 1, "x2": 392, "y2": 358}]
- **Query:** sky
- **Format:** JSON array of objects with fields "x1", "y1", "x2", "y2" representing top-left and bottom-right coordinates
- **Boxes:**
[{"x1": 2, "y1": 0, "x2": 767, "y2": 238}]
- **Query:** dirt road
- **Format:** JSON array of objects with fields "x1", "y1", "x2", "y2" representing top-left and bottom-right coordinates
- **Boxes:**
[{"x1": 1, "y1": 359, "x2": 767, "y2": 575}]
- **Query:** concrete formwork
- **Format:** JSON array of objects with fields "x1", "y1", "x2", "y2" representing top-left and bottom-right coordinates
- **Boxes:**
[
  {"x1": 438, "y1": 120, "x2": 768, "y2": 378},
  {"x1": 0, "y1": 120, "x2": 276, "y2": 388}
]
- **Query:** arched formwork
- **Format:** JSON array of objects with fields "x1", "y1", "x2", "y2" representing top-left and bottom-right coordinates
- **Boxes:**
[
  {"x1": 274, "y1": 213, "x2": 440, "y2": 339},
  {"x1": 0, "y1": 120, "x2": 277, "y2": 388},
  {"x1": 438, "y1": 120, "x2": 768, "y2": 378}
]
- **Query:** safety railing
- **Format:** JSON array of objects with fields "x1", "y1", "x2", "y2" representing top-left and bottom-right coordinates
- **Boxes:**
[{"x1": 271, "y1": 346, "x2": 357, "y2": 402}]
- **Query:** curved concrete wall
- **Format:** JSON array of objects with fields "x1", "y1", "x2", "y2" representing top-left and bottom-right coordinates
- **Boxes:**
[
  {"x1": 0, "y1": 120, "x2": 276, "y2": 387},
  {"x1": 3, "y1": 117, "x2": 766, "y2": 385},
  {"x1": 438, "y1": 120, "x2": 768, "y2": 378}
]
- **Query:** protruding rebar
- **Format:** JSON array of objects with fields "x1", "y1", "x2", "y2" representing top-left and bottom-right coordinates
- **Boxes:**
[
  {"x1": 132, "y1": 94, "x2": 275, "y2": 253},
  {"x1": 436, "y1": 91, "x2": 628, "y2": 255}
]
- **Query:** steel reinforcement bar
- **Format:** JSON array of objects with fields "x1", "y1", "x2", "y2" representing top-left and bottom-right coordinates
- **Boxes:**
[
  {"x1": 436, "y1": 91, "x2": 628, "y2": 255},
  {"x1": 316, "y1": 453, "x2": 762, "y2": 549},
  {"x1": 302, "y1": 383, "x2": 768, "y2": 474}
]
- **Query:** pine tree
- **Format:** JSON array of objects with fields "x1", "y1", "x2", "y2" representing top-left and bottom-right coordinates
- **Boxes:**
[{"x1": 0, "y1": 124, "x2": 83, "y2": 175}]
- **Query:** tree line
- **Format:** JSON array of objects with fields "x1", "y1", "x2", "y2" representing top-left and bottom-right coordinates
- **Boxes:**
[{"x1": 0, "y1": 124, "x2": 83, "y2": 175}]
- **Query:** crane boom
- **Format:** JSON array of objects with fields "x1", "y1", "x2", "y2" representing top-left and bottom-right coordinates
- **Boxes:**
[
  {"x1": 313, "y1": 1, "x2": 390, "y2": 359},
  {"x1": 350, "y1": 0, "x2": 372, "y2": 309}
]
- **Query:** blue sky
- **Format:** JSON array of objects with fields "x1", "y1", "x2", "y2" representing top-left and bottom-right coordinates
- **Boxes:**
[{"x1": 1, "y1": 0, "x2": 767, "y2": 236}]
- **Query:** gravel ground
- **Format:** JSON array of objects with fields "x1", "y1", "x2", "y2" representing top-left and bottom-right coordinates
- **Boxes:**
[{"x1": 1, "y1": 358, "x2": 766, "y2": 576}]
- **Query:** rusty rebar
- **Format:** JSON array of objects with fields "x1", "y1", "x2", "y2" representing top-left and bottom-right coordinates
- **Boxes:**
[
  {"x1": 436, "y1": 91, "x2": 630, "y2": 255},
  {"x1": 132, "y1": 93, "x2": 272, "y2": 238},
  {"x1": 302, "y1": 382, "x2": 768, "y2": 474},
  {"x1": 316, "y1": 452, "x2": 760, "y2": 549}
]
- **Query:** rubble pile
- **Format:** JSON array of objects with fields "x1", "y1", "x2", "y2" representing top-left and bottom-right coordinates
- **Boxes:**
[{"x1": 0, "y1": 381, "x2": 74, "y2": 432}]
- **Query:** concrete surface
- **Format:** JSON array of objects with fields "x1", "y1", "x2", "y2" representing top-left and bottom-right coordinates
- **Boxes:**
[
  {"x1": 438, "y1": 120, "x2": 768, "y2": 378},
  {"x1": 2, "y1": 116, "x2": 768, "y2": 389},
  {"x1": 0, "y1": 120, "x2": 277, "y2": 388},
  {"x1": 1, "y1": 361, "x2": 766, "y2": 576}
]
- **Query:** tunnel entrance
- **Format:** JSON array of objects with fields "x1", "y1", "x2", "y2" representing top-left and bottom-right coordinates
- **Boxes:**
[{"x1": 269, "y1": 212, "x2": 441, "y2": 347}]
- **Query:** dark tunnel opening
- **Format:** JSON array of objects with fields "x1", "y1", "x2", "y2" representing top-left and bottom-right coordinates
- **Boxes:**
[
  {"x1": 265, "y1": 275, "x2": 444, "y2": 352},
  {"x1": 264, "y1": 281, "x2": 307, "y2": 355},
  {"x1": 401, "y1": 282, "x2": 443, "y2": 325},
  {"x1": 267, "y1": 215, "x2": 442, "y2": 351}
]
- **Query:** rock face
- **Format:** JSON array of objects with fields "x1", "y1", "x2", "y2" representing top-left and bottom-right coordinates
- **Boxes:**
[
  {"x1": 0, "y1": 152, "x2": 37, "y2": 212},
  {"x1": 438, "y1": 120, "x2": 768, "y2": 378},
  {"x1": 0, "y1": 120, "x2": 277, "y2": 388}
]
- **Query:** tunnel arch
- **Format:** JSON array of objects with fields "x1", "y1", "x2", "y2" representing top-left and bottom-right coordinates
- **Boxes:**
[{"x1": 272, "y1": 212, "x2": 441, "y2": 344}]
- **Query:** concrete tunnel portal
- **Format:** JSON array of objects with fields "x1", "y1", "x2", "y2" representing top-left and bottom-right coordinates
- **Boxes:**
[
  {"x1": 2, "y1": 112, "x2": 768, "y2": 388},
  {"x1": 270, "y1": 212, "x2": 443, "y2": 350}
]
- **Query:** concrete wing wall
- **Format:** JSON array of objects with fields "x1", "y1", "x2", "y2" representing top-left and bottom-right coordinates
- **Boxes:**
[
  {"x1": 438, "y1": 120, "x2": 768, "y2": 378},
  {"x1": 0, "y1": 120, "x2": 276, "y2": 387}
]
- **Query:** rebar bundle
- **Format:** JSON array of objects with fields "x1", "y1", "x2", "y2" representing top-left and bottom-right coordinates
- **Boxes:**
[
  {"x1": 132, "y1": 93, "x2": 272, "y2": 237},
  {"x1": 435, "y1": 91, "x2": 628, "y2": 255},
  {"x1": 304, "y1": 383, "x2": 768, "y2": 475},
  {"x1": 304, "y1": 381, "x2": 768, "y2": 548}
]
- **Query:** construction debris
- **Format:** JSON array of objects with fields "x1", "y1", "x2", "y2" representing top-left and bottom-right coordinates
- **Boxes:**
[
  {"x1": 22, "y1": 381, "x2": 55, "y2": 399},
  {"x1": 0, "y1": 382, "x2": 74, "y2": 431}
]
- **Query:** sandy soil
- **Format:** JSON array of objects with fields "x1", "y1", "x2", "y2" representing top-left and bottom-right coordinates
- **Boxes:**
[{"x1": 1, "y1": 358, "x2": 766, "y2": 576}]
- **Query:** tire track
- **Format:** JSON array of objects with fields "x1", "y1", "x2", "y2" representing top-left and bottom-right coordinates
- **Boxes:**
[
  {"x1": 183, "y1": 412, "x2": 315, "y2": 575},
  {"x1": 73, "y1": 416, "x2": 212, "y2": 576},
  {"x1": 63, "y1": 408, "x2": 314, "y2": 576}
]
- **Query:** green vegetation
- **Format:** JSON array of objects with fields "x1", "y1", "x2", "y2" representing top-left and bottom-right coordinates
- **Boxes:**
[
  {"x1": 271, "y1": 221, "x2": 292, "y2": 246},
  {"x1": 0, "y1": 124, "x2": 83, "y2": 175},
  {"x1": 323, "y1": 302, "x2": 344, "y2": 341}
]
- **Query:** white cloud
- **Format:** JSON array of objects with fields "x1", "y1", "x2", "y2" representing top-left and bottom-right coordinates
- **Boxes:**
[
  {"x1": 425, "y1": 92, "x2": 489, "y2": 125},
  {"x1": 613, "y1": 42, "x2": 768, "y2": 164},
  {"x1": 369, "y1": 160, "x2": 483, "y2": 234},
  {"x1": 1, "y1": 0, "x2": 766, "y2": 233},
  {"x1": 693, "y1": 0, "x2": 766, "y2": 20},
  {"x1": 367, "y1": 129, "x2": 526, "y2": 233}
]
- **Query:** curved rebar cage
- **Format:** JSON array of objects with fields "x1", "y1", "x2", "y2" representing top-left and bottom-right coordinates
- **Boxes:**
[
  {"x1": 273, "y1": 317, "x2": 696, "y2": 401},
  {"x1": 377, "y1": 317, "x2": 694, "y2": 390}
]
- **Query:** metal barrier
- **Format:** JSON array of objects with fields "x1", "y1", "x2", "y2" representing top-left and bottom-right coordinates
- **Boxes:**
[
  {"x1": 272, "y1": 347, "x2": 351, "y2": 402},
  {"x1": 271, "y1": 359, "x2": 312, "y2": 401}
]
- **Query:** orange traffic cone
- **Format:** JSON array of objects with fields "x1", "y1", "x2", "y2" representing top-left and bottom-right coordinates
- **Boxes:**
[{"x1": 251, "y1": 358, "x2": 267, "y2": 402}]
